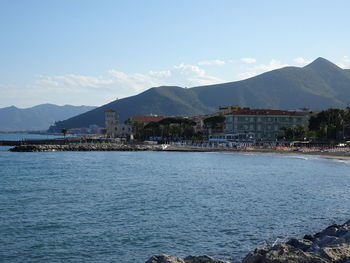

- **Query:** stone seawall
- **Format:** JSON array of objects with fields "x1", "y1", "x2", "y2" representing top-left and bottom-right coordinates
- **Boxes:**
[
  {"x1": 9, "y1": 143, "x2": 161, "y2": 152},
  {"x1": 146, "y1": 220, "x2": 350, "y2": 263}
]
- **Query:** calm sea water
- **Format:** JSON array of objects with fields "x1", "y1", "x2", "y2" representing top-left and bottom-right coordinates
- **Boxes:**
[{"x1": 1, "y1": 134, "x2": 350, "y2": 262}]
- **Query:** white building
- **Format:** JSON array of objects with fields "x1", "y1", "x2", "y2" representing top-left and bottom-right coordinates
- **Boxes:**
[{"x1": 104, "y1": 109, "x2": 131, "y2": 138}]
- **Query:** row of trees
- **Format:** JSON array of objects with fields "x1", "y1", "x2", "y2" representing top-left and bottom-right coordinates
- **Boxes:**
[
  {"x1": 282, "y1": 108, "x2": 350, "y2": 141},
  {"x1": 134, "y1": 117, "x2": 197, "y2": 141},
  {"x1": 309, "y1": 108, "x2": 350, "y2": 141}
]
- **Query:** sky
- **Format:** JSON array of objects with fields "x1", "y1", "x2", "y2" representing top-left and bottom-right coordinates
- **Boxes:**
[{"x1": 0, "y1": 0, "x2": 350, "y2": 108}]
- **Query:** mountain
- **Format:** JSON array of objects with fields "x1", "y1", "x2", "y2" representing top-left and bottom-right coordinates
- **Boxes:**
[
  {"x1": 193, "y1": 57, "x2": 350, "y2": 110},
  {"x1": 0, "y1": 104, "x2": 96, "y2": 132},
  {"x1": 49, "y1": 57, "x2": 350, "y2": 132}
]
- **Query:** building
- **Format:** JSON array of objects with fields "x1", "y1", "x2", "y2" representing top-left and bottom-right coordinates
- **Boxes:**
[
  {"x1": 114, "y1": 124, "x2": 132, "y2": 137},
  {"x1": 104, "y1": 109, "x2": 131, "y2": 138},
  {"x1": 128, "y1": 115, "x2": 165, "y2": 125},
  {"x1": 191, "y1": 115, "x2": 207, "y2": 133},
  {"x1": 104, "y1": 110, "x2": 118, "y2": 137},
  {"x1": 191, "y1": 113, "x2": 226, "y2": 134},
  {"x1": 224, "y1": 109, "x2": 308, "y2": 140}
]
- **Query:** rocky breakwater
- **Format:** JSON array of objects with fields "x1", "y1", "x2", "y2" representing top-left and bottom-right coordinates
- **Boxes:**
[
  {"x1": 9, "y1": 143, "x2": 162, "y2": 152},
  {"x1": 146, "y1": 220, "x2": 350, "y2": 263},
  {"x1": 243, "y1": 220, "x2": 350, "y2": 263},
  {"x1": 146, "y1": 255, "x2": 230, "y2": 263}
]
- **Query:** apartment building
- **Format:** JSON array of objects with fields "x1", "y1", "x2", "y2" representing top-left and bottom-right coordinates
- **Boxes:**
[{"x1": 224, "y1": 109, "x2": 308, "y2": 140}]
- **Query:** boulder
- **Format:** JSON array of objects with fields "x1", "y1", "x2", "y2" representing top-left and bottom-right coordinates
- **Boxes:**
[
  {"x1": 184, "y1": 255, "x2": 231, "y2": 263},
  {"x1": 146, "y1": 220, "x2": 350, "y2": 263},
  {"x1": 242, "y1": 244, "x2": 330, "y2": 263},
  {"x1": 287, "y1": 238, "x2": 313, "y2": 251},
  {"x1": 145, "y1": 254, "x2": 232, "y2": 263},
  {"x1": 319, "y1": 245, "x2": 350, "y2": 262},
  {"x1": 145, "y1": 254, "x2": 185, "y2": 263}
]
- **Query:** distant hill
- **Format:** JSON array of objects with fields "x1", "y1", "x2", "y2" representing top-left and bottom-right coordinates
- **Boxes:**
[
  {"x1": 49, "y1": 57, "x2": 350, "y2": 132},
  {"x1": 0, "y1": 104, "x2": 96, "y2": 132}
]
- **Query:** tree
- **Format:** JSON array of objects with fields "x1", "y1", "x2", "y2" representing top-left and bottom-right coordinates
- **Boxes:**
[
  {"x1": 280, "y1": 125, "x2": 308, "y2": 140},
  {"x1": 309, "y1": 108, "x2": 348, "y2": 140},
  {"x1": 203, "y1": 115, "x2": 225, "y2": 133},
  {"x1": 61, "y1": 128, "x2": 68, "y2": 138},
  {"x1": 142, "y1": 117, "x2": 196, "y2": 141},
  {"x1": 101, "y1": 128, "x2": 108, "y2": 138}
]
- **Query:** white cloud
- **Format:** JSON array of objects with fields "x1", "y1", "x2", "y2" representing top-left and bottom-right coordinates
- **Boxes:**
[
  {"x1": 254, "y1": 59, "x2": 289, "y2": 71},
  {"x1": 236, "y1": 59, "x2": 289, "y2": 80},
  {"x1": 198, "y1": 59, "x2": 226, "y2": 66},
  {"x1": 235, "y1": 72, "x2": 257, "y2": 80},
  {"x1": 108, "y1": 70, "x2": 160, "y2": 92},
  {"x1": 35, "y1": 63, "x2": 224, "y2": 98},
  {"x1": 172, "y1": 64, "x2": 224, "y2": 86},
  {"x1": 240, "y1": 57, "x2": 256, "y2": 64},
  {"x1": 37, "y1": 74, "x2": 113, "y2": 88},
  {"x1": 293, "y1": 57, "x2": 310, "y2": 65},
  {"x1": 336, "y1": 56, "x2": 350, "y2": 69},
  {"x1": 149, "y1": 70, "x2": 171, "y2": 78}
]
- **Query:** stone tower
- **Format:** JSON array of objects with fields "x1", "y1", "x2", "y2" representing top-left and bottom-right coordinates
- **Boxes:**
[{"x1": 104, "y1": 109, "x2": 119, "y2": 138}]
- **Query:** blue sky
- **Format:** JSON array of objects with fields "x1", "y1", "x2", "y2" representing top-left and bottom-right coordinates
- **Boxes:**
[{"x1": 1, "y1": 0, "x2": 349, "y2": 108}]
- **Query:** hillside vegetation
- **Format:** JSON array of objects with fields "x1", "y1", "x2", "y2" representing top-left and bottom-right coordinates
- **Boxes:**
[{"x1": 49, "y1": 58, "x2": 350, "y2": 132}]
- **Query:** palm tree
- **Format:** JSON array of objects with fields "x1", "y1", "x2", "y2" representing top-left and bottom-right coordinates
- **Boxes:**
[
  {"x1": 101, "y1": 128, "x2": 108, "y2": 138},
  {"x1": 61, "y1": 128, "x2": 68, "y2": 138}
]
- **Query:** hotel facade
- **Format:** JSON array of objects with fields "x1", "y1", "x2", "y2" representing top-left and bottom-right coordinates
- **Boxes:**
[{"x1": 224, "y1": 109, "x2": 308, "y2": 140}]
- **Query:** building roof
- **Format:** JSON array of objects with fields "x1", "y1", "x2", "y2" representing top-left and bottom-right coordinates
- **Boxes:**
[
  {"x1": 130, "y1": 116, "x2": 165, "y2": 123},
  {"x1": 227, "y1": 109, "x2": 305, "y2": 116},
  {"x1": 104, "y1": 109, "x2": 115, "y2": 113}
]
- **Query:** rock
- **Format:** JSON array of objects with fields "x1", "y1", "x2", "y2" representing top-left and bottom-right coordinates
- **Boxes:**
[
  {"x1": 316, "y1": 224, "x2": 341, "y2": 237},
  {"x1": 286, "y1": 238, "x2": 313, "y2": 251},
  {"x1": 313, "y1": 235, "x2": 343, "y2": 248},
  {"x1": 319, "y1": 245, "x2": 350, "y2": 262},
  {"x1": 243, "y1": 220, "x2": 350, "y2": 263},
  {"x1": 184, "y1": 255, "x2": 231, "y2": 263},
  {"x1": 145, "y1": 254, "x2": 185, "y2": 263},
  {"x1": 9, "y1": 143, "x2": 160, "y2": 152},
  {"x1": 146, "y1": 220, "x2": 350, "y2": 263},
  {"x1": 303, "y1": 234, "x2": 315, "y2": 241},
  {"x1": 242, "y1": 244, "x2": 330, "y2": 263}
]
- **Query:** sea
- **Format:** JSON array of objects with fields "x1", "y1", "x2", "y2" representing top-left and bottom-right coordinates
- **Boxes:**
[{"x1": 1, "y1": 133, "x2": 350, "y2": 262}]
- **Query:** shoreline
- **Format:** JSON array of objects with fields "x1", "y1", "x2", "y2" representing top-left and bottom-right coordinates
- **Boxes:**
[
  {"x1": 6, "y1": 143, "x2": 350, "y2": 161},
  {"x1": 162, "y1": 145, "x2": 350, "y2": 161}
]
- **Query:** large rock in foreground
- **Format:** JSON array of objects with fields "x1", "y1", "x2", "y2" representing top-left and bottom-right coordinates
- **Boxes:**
[
  {"x1": 146, "y1": 220, "x2": 350, "y2": 263},
  {"x1": 243, "y1": 220, "x2": 350, "y2": 263},
  {"x1": 145, "y1": 254, "x2": 185, "y2": 263},
  {"x1": 145, "y1": 254, "x2": 231, "y2": 263}
]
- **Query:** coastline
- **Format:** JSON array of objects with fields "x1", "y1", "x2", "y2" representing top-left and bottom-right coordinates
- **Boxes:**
[
  {"x1": 161, "y1": 145, "x2": 350, "y2": 161},
  {"x1": 7, "y1": 142, "x2": 350, "y2": 161}
]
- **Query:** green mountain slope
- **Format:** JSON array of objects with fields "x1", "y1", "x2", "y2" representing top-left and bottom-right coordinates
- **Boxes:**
[
  {"x1": 193, "y1": 61, "x2": 347, "y2": 110},
  {"x1": 49, "y1": 57, "x2": 350, "y2": 132},
  {"x1": 49, "y1": 87, "x2": 215, "y2": 131}
]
